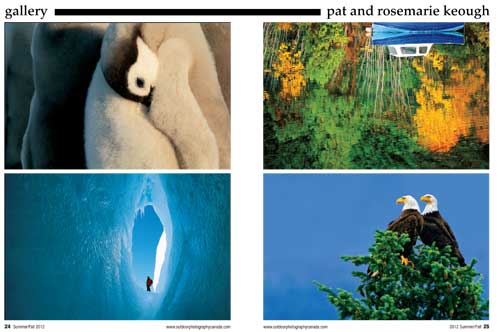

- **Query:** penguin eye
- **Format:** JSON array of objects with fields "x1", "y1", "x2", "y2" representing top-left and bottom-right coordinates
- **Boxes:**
[{"x1": 136, "y1": 77, "x2": 145, "y2": 88}]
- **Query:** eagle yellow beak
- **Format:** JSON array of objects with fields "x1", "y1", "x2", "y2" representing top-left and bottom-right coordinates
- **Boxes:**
[
  {"x1": 396, "y1": 197, "x2": 406, "y2": 204},
  {"x1": 420, "y1": 195, "x2": 431, "y2": 203}
]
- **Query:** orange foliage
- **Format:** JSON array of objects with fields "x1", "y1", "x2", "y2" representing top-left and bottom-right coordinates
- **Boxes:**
[
  {"x1": 277, "y1": 23, "x2": 293, "y2": 32},
  {"x1": 272, "y1": 43, "x2": 306, "y2": 100},
  {"x1": 412, "y1": 57, "x2": 488, "y2": 152}
]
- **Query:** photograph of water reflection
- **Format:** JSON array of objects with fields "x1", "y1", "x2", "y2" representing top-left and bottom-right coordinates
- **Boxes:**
[{"x1": 264, "y1": 23, "x2": 489, "y2": 169}]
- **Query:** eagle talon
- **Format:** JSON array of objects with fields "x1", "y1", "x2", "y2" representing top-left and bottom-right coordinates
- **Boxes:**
[
  {"x1": 400, "y1": 255, "x2": 414, "y2": 268},
  {"x1": 400, "y1": 255, "x2": 407, "y2": 265}
]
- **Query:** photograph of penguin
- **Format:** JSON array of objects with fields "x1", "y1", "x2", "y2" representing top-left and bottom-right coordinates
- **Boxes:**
[
  {"x1": 21, "y1": 23, "x2": 109, "y2": 169},
  {"x1": 84, "y1": 23, "x2": 180, "y2": 169},
  {"x1": 146, "y1": 25, "x2": 222, "y2": 169},
  {"x1": 4, "y1": 22, "x2": 231, "y2": 170},
  {"x1": 201, "y1": 23, "x2": 231, "y2": 110},
  {"x1": 85, "y1": 23, "x2": 229, "y2": 169},
  {"x1": 5, "y1": 23, "x2": 34, "y2": 169},
  {"x1": 151, "y1": 23, "x2": 231, "y2": 169}
]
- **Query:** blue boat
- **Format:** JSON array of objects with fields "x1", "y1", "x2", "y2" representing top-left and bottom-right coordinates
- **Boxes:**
[
  {"x1": 374, "y1": 22, "x2": 464, "y2": 33},
  {"x1": 372, "y1": 32, "x2": 464, "y2": 46},
  {"x1": 371, "y1": 22, "x2": 465, "y2": 57}
]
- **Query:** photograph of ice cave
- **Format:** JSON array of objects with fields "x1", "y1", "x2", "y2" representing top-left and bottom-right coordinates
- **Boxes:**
[
  {"x1": 5, "y1": 22, "x2": 230, "y2": 170},
  {"x1": 5, "y1": 174, "x2": 230, "y2": 320},
  {"x1": 264, "y1": 23, "x2": 489, "y2": 169},
  {"x1": 264, "y1": 174, "x2": 489, "y2": 320}
]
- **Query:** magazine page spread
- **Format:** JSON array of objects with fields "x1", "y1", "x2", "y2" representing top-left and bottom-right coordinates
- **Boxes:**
[{"x1": 0, "y1": 0, "x2": 495, "y2": 331}]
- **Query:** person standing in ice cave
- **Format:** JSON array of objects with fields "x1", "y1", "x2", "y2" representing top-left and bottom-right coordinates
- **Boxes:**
[{"x1": 146, "y1": 276, "x2": 153, "y2": 292}]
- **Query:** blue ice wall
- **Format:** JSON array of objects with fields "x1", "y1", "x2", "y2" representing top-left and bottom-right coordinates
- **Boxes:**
[
  {"x1": 5, "y1": 174, "x2": 230, "y2": 320},
  {"x1": 156, "y1": 174, "x2": 231, "y2": 320}
]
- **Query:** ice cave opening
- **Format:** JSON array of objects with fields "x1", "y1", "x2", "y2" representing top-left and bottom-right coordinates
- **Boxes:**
[
  {"x1": 131, "y1": 205, "x2": 166, "y2": 293},
  {"x1": 5, "y1": 174, "x2": 230, "y2": 320}
]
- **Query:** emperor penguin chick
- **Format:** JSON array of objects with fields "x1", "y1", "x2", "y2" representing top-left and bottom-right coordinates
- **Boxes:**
[
  {"x1": 148, "y1": 37, "x2": 219, "y2": 169},
  {"x1": 84, "y1": 23, "x2": 179, "y2": 169}
]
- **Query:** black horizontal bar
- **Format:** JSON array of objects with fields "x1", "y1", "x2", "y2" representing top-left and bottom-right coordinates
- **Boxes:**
[{"x1": 54, "y1": 8, "x2": 321, "y2": 16}]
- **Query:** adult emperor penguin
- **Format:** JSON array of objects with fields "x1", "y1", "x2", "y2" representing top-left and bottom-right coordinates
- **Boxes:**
[
  {"x1": 22, "y1": 23, "x2": 109, "y2": 169},
  {"x1": 84, "y1": 23, "x2": 179, "y2": 169},
  {"x1": 420, "y1": 194, "x2": 466, "y2": 266},
  {"x1": 141, "y1": 23, "x2": 230, "y2": 169},
  {"x1": 146, "y1": 28, "x2": 218, "y2": 169},
  {"x1": 201, "y1": 23, "x2": 231, "y2": 111},
  {"x1": 5, "y1": 23, "x2": 34, "y2": 169}
]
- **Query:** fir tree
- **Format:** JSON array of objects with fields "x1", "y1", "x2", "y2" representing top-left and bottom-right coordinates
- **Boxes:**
[{"x1": 315, "y1": 230, "x2": 488, "y2": 319}]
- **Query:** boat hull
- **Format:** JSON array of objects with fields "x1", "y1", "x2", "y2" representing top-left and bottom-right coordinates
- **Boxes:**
[
  {"x1": 373, "y1": 22, "x2": 464, "y2": 32},
  {"x1": 373, "y1": 32, "x2": 464, "y2": 45},
  {"x1": 372, "y1": 22, "x2": 465, "y2": 45}
]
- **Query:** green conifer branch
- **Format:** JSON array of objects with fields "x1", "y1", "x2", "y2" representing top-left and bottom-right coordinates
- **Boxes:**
[{"x1": 315, "y1": 230, "x2": 488, "y2": 319}]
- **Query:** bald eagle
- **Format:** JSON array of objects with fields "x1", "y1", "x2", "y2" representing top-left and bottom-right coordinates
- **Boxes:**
[
  {"x1": 369, "y1": 195, "x2": 424, "y2": 277},
  {"x1": 387, "y1": 195, "x2": 424, "y2": 265},
  {"x1": 420, "y1": 194, "x2": 466, "y2": 266}
]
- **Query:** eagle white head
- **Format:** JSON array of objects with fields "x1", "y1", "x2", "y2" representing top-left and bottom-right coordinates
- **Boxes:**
[
  {"x1": 420, "y1": 194, "x2": 438, "y2": 214},
  {"x1": 396, "y1": 195, "x2": 420, "y2": 212}
]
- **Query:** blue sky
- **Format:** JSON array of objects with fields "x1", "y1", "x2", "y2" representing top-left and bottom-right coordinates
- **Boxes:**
[
  {"x1": 132, "y1": 205, "x2": 163, "y2": 290},
  {"x1": 264, "y1": 174, "x2": 489, "y2": 320}
]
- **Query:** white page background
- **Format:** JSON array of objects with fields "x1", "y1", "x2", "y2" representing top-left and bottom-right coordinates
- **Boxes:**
[{"x1": 0, "y1": 0, "x2": 496, "y2": 330}]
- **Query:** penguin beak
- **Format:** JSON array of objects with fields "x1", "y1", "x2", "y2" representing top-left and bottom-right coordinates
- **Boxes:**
[{"x1": 143, "y1": 87, "x2": 155, "y2": 108}]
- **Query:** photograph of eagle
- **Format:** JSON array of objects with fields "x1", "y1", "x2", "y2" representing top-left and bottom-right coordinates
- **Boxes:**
[
  {"x1": 263, "y1": 174, "x2": 488, "y2": 320},
  {"x1": 382, "y1": 193, "x2": 466, "y2": 268},
  {"x1": 420, "y1": 194, "x2": 466, "y2": 266},
  {"x1": 387, "y1": 195, "x2": 424, "y2": 266}
]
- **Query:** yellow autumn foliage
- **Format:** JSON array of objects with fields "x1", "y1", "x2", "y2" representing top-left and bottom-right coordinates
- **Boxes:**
[
  {"x1": 428, "y1": 50, "x2": 445, "y2": 71},
  {"x1": 477, "y1": 30, "x2": 489, "y2": 46},
  {"x1": 412, "y1": 58, "x2": 425, "y2": 73},
  {"x1": 413, "y1": 56, "x2": 488, "y2": 152},
  {"x1": 264, "y1": 90, "x2": 270, "y2": 101},
  {"x1": 412, "y1": 51, "x2": 446, "y2": 73},
  {"x1": 272, "y1": 43, "x2": 306, "y2": 100}
]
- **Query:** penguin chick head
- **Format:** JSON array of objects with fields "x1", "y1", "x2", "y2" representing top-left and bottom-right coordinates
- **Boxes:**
[
  {"x1": 101, "y1": 23, "x2": 159, "y2": 107},
  {"x1": 126, "y1": 37, "x2": 158, "y2": 105}
]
